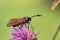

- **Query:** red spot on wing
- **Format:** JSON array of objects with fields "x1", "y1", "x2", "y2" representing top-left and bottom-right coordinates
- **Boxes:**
[
  {"x1": 20, "y1": 18, "x2": 25, "y2": 22},
  {"x1": 10, "y1": 21, "x2": 14, "y2": 25},
  {"x1": 15, "y1": 19, "x2": 19, "y2": 23}
]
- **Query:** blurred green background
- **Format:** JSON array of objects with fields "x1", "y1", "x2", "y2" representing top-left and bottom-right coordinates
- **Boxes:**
[{"x1": 0, "y1": 0, "x2": 60, "y2": 40}]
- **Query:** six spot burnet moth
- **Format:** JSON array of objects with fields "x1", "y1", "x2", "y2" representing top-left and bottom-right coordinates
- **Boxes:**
[{"x1": 7, "y1": 14, "x2": 42, "y2": 27}]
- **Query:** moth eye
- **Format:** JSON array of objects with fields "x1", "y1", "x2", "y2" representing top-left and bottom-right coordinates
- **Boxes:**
[{"x1": 25, "y1": 17, "x2": 28, "y2": 20}]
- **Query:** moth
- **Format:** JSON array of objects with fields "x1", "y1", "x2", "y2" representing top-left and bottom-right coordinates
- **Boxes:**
[{"x1": 7, "y1": 14, "x2": 42, "y2": 27}]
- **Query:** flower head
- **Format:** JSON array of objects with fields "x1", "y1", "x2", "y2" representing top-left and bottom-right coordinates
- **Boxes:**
[{"x1": 10, "y1": 23, "x2": 38, "y2": 40}]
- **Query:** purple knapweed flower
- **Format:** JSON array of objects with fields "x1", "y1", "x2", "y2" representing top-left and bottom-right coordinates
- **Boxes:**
[{"x1": 10, "y1": 23, "x2": 38, "y2": 40}]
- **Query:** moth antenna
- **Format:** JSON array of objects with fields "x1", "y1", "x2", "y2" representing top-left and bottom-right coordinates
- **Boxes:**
[{"x1": 31, "y1": 14, "x2": 42, "y2": 18}]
